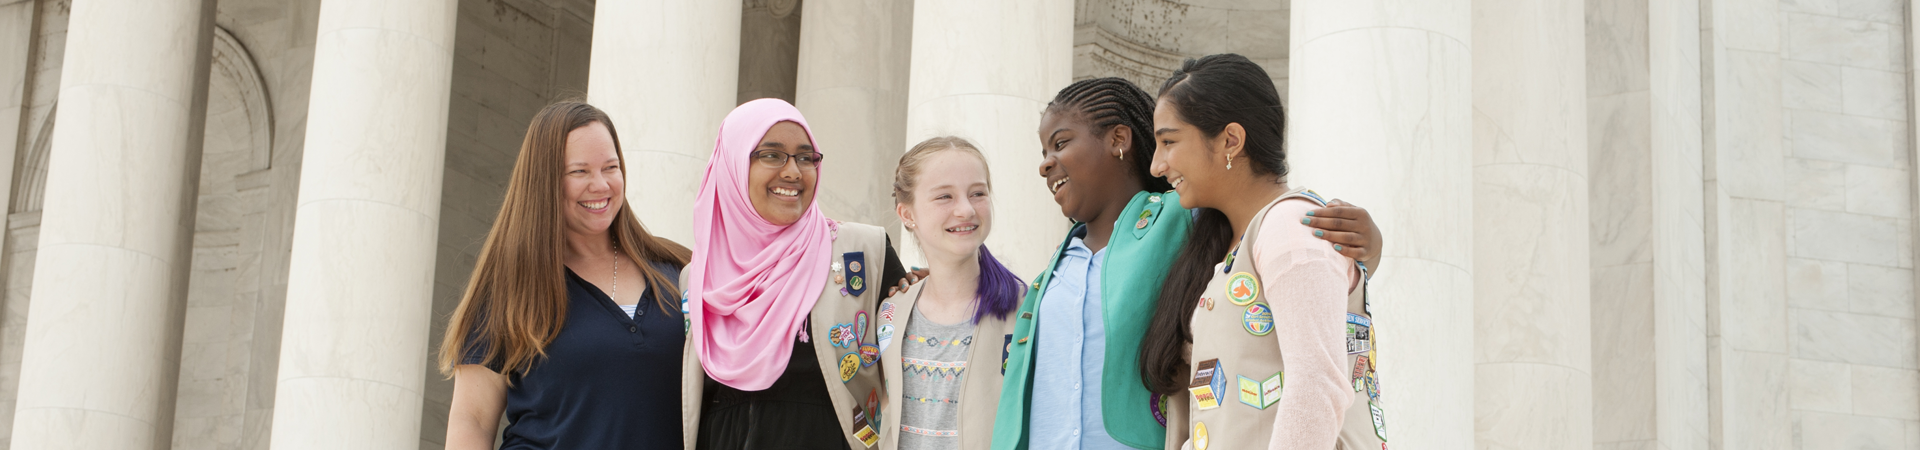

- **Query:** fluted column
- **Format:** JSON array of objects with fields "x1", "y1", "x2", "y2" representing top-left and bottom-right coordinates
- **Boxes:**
[
  {"x1": 587, "y1": 1, "x2": 741, "y2": 245},
  {"x1": 1283, "y1": 0, "x2": 1474, "y2": 447},
  {"x1": 8, "y1": 0, "x2": 215, "y2": 448},
  {"x1": 264, "y1": 1, "x2": 456, "y2": 449},
  {"x1": 795, "y1": 0, "x2": 913, "y2": 230},
  {"x1": 902, "y1": 0, "x2": 1072, "y2": 275},
  {"x1": 1471, "y1": 0, "x2": 1592, "y2": 448}
]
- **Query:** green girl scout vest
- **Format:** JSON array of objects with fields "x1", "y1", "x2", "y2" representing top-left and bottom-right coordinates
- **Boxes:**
[
  {"x1": 994, "y1": 190, "x2": 1190, "y2": 450},
  {"x1": 679, "y1": 221, "x2": 893, "y2": 449},
  {"x1": 1177, "y1": 189, "x2": 1384, "y2": 450}
]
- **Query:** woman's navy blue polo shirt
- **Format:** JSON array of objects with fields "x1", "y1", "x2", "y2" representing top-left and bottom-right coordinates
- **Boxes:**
[{"x1": 463, "y1": 261, "x2": 684, "y2": 449}]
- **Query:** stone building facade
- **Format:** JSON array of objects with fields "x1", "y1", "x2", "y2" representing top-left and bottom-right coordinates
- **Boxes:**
[{"x1": 0, "y1": 0, "x2": 1912, "y2": 449}]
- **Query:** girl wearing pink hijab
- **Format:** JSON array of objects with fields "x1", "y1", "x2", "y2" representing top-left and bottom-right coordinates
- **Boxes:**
[{"x1": 679, "y1": 99, "x2": 911, "y2": 450}]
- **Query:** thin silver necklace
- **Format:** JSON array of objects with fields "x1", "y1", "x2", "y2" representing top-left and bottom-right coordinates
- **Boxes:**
[{"x1": 611, "y1": 246, "x2": 619, "y2": 302}]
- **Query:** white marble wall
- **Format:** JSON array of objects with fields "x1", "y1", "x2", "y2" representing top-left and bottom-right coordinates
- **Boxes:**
[
  {"x1": 1285, "y1": 0, "x2": 1475, "y2": 447},
  {"x1": 1587, "y1": 0, "x2": 1713, "y2": 449},
  {"x1": 1775, "y1": 0, "x2": 1920, "y2": 447},
  {"x1": 1472, "y1": 0, "x2": 1593, "y2": 448},
  {"x1": 1073, "y1": 0, "x2": 1291, "y2": 101},
  {"x1": 793, "y1": 0, "x2": 913, "y2": 231},
  {"x1": 901, "y1": 0, "x2": 1073, "y2": 276},
  {"x1": 587, "y1": 1, "x2": 740, "y2": 247}
]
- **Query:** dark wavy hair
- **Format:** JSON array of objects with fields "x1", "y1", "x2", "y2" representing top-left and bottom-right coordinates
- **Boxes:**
[
  {"x1": 892, "y1": 136, "x2": 1025, "y2": 324},
  {"x1": 1139, "y1": 54, "x2": 1290, "y2": 395},
  {"x1": 1044, "y1": 77, "x2": 1174, "y2": 193}
]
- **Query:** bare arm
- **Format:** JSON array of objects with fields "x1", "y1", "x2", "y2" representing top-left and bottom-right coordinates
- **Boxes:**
[{"x1": 446, "y1": 365, "x2": 508, "y2": 450}]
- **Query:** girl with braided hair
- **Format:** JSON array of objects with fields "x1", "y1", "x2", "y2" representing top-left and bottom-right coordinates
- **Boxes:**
[{"x1": 993, "y1": 76, "x2": 1384, "y2": 450}]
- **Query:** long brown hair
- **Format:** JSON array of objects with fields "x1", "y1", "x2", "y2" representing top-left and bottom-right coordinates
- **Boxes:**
[{"x1": 438, "y1": 101, "x2": 691, "y2": 377}]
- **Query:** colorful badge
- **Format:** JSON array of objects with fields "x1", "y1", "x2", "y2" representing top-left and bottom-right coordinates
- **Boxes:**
[
  {"x1": 880, "y1": 302, "x2": 896, "y2": 322},
  {"x1": 1366, "y1": 373, "x2": 1381, "y2": 400},
  {"x1": 1002, "y1": 334, "x2": 1013, "y2": 374},
  {"x1": 867, "y1": 389, "x2": 883, "y2": 429},
  {"x1": 1237, "y1": 375, "x2": 1263, "y2": 409},
  {"x1": 1243, "y1": 303, "x2": 1275, "y2": 336},
  {"x1": 1135, "y1": 209, "x2": 1152, "y2": 229},
  {"x1": 681, "y1": 292, "x2": 692, "y2": 334},
  {"x1": 1352, "y1": 355, "x2": 1371, "y2": 388},
  {"x1": 1370, "y1": 400, "x2": 1387, "y2": 441},
  {"x1": 843, "y1": 252, "x2": 868, "y2": 297},
  {"x1": 1226, "y1": 272, "x2": 1259, "y2": 305},
  {"x1": 1193, "y1": 422, "x2": 1211, "y2": 450},
  {"x1": 1188, "y1": 359, "x2": 1227, "y2": 410},
  {"x1": 839, "y1": 352, "x2": 861, "y2": 383},
  {"x1": 1347, "y1": 312, "x2": 1373, "y2": 354},
  {"x1": 831, "y1": 323, "x2": 858, "y2": 348},
  {"x1": 855, "y1": 311, "x2": 870, "y2": 342},
  {"x1": 877, "y1": 324, "x2": 896, "y2": 353},
  {"x1": 1261, "y1": 372, "x2": 1284, "y2": 408},
  {"x1": 859, "y1": 344, "x2": 879, "y2": 367},
  {"x1": 851, "y1": 405, "x2": 879, "y2": 447}
]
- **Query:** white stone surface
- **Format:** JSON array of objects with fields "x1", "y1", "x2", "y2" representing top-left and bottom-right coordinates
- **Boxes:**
[
  {"x1": 901, "y1": 0, "x2": 1073, "y2": 276},
  {"x1": 1471, "y1": 0, "x2": 1591, "y2": 448},
  {"x1": 794, "y1": 0, "x2": 912, "y2": 231},
  {"x1": 1287, "y1": 0, "x2": 1473, "y2": 447},
  {"x1": 265, "y1": 1, "x2": 456, "y2": 449},
  {"x1": 1784, "y1": 60, "x2": 1844, "y2": 113},
  {"x1": 7, "y1": 0, "x2": 214, "y2": 448},
  {"x1": 586, "y1": 1, "x2": 740, "y2": 246}
]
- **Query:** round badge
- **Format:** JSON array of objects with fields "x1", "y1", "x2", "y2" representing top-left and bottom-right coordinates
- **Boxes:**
[
  {"x1": 1243, "y1": 302, "x2": 1275, "y2": 336},
  {"x1": 850, "y1": 276, "x2": 865, "y2": 290},
  {"x1": 849, "y1": 260, "x2": 863, "y2": 273},
  {"x1": 838, "y1": 353, "x2": 860, "y2": 382},
  {"x1": 1225, "y1": 272, "x2": 1260, "y2": 305},
  {"x1": 1193, "y1": 422, "x2": 1210, "y2": 450},
  {"x1": 859, "y1": 344, "x2": 880, "y2": 367}
]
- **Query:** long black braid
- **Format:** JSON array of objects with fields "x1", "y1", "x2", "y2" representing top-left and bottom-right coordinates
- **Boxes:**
[{"x1": 1045, "y1": 77, "x2": 1174, "y2": 192}]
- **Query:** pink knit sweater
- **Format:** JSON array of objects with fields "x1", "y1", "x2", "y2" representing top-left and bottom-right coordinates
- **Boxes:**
[{"x1": 1251, "y1": 198, "x2": 1361, "y2": 450}]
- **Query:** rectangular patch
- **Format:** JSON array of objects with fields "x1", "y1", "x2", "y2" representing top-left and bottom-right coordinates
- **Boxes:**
[
  {"x1": 1189, "y1": 359, "x2": 1226, "y2": 410},
  {"x1": 1261, "y1": 372, "x2": 1284, "y2": 408},
  {"x1": 1237, "y1": 375, "x2": 1263, "y2": 409}
]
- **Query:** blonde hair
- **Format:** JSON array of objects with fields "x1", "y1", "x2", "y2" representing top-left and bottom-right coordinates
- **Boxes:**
[
  {"x1": 438, "y1": 101, "x2": 690, "y2": 377},
  {"x1": 890, "y1": 136, "x2": 1023, "y2": 324}
]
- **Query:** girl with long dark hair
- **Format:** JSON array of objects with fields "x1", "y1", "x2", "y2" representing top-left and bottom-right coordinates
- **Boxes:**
[{"x1": 1146, "y1": 53, "x2": 1383, "y2": 449}]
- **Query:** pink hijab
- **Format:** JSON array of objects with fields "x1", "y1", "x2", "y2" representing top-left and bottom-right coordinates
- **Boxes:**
[{"x1": 687, "y1": 98, "x2": 836, "y2": 390}]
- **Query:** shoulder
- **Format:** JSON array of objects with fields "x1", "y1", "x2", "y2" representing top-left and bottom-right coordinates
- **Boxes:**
[
  {"x1": 1252, "y1": 198, "x2": 1347, "y2": 263},
  {"x1": 835, "y1": 221, "x2": 888, "y2": 244}
]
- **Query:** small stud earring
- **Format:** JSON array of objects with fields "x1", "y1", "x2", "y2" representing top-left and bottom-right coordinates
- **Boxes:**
[{"x1": 1226, "y1": 158, "x2": 1233, "y2": 170}]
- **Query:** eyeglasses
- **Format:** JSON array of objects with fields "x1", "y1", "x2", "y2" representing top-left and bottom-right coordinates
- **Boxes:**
[{"x1": 752, "y1": 150, "x2": 824, "y2": 169}]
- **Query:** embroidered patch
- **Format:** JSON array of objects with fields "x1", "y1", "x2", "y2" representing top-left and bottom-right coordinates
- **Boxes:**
[
  {"x1": 880, "y1": 302, "x2": 896, "y2": 322},
  {"x1": 1242, "y1": 303, "x2": 1275, "y2": 336},
  {"x1": 843, "y1": 252, "x2": 868, "y2": 297},
  {"x1": 855, "y1": 311, "x2": 870, "y2": 343},
  {"x1": 1261, "y1": 372, "x2": 1284, "y2": 408},
  {"x1": 1226, "y1": 272, "x2": 1259, "y2": 305},
  {"x1": 877, "y1": 324, "x2": 896, "y2": 353},
  {"x1": 851, "y1": 405, "x2": 878, "y2": 447},
  {"x1": 1371, "y1": 400, "x2": 1387, "y2": 442},
  {"x1": 839, "y1": 352, "x2": 860, "y2": 383},
  {"x1": 859, "y1": 344, "x2": 879, "y2": 367},
  {"x1": 1151, "y1": 392, "x2": 1168, "y2": 426},
  {"x1": 1193, "y1": 422, "x2": 1211, "y2": 450},
  {"x1": 1347, "y1": 313, "x2": 1373, "y2": 354},
  {"x1": 1002, "y1": 334, "x2": 1012, "y2": 375},
  {"x1": 1188, "y1": 359, "x2": 1226, "y2": 410}
]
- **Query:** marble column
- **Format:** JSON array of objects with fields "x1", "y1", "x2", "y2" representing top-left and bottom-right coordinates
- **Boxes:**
[
  {"x1": 8, "y1": 0, "x2": 215, "y2": 449},
  {"x1": 1699, "y1": 0, "x2": 1790, "y2": 448},
  {"x1": 902, "y1": 0, "x2": 1072, "y2": 275},
  {"x1": 1585, "y1": 0, "x2": 1710, "y2": 449},
  {"x1": 0, "y1": 0, "x2": 30, "y2": 247},
  {"x1": 1283, "y1": 0, "x2": 1473, "y2": 447},
  {"x1": 794, "y1": 0, "x2": 913, "y2": 231},
  {"x1": 264, "y1": 1, "x2": 456, "y2": 449},
  {"x1": 587, "y1": 1, "x2": 741, "y2": 245},
  {"x1": 1470, "y1": 0, "x2": 1592, "y2": 448}
]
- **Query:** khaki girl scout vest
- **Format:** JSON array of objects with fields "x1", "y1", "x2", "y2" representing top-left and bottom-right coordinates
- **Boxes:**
[
  {"x1": 874, "y1": 279, "x2": 1021, "y2": 450},
  {"x1": 679, "y1": 222, "x2": 893, "y2": 449},
  {"x1": 1164, "y1": 189, "x2": 1384, "y2": 450}
]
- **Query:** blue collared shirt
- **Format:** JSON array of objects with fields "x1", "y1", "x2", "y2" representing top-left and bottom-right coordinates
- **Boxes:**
[{"x1": 1029, "y1": 227, "x2": 1129, "y2": 449}]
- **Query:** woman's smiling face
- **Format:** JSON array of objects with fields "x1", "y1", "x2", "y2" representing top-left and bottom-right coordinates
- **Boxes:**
[
  {"x1": 746, "y1": 121, "x2": 818, "y2": 226},
  {"x1": 562, "y1": 121, "x2": 625, "y2": 234}
]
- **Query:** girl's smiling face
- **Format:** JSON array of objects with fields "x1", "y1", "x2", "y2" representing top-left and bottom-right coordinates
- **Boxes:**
[
  {"x1": 746, "y1": 121, "x2": 818, "y2": 225},
  {"x1": 1037, "y1": 109, "x2": 1135, "y2": 224},
  {"x1": 1150, "y1": 98, "x2": 1238, "y2": 210}
]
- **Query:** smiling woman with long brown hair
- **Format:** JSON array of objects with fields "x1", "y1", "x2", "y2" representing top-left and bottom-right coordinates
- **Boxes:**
[{"x1": 438, "y1": 101, "x2": 691, "y2": 450}]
